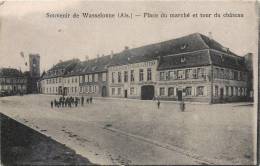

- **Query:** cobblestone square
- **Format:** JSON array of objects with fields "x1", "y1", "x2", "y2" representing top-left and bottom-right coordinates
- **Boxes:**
[{"x1": 0, "y1": 95, "x2": 256, "y2": 165}]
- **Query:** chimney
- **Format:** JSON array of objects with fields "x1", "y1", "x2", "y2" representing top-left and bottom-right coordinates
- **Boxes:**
[
  {"x1": 208, "y1": 32, "x2": 213, "y2": 40},
  {"x1": 124, "y1": 46, "x2": 129, "y2": 50}
]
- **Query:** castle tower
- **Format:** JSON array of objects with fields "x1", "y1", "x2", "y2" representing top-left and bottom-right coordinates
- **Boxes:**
[
  {"x1": 29, "y1": 54, "x2": 40, "y2": 78},
  {"x1": 28, "y1": 54, "x2": 40, "y2": 93}
]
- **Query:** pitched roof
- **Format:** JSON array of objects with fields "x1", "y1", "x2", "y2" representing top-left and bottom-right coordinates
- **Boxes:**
[
  {"x1": 158, "y1": 50, "x2": 211, "y2": 70},
  {"x1": 209, "y1": 50, "x2": 247, "y2": 71},
  {"x1": 43, "y1": 59, "x2": 79, "y2": 78},
  {"x1": 0, "y1": 68, "x2": 25, "y2": 77},
  {"x1": 154, "y1": 33, "x2": 246, "y2": 71},
  {"x1": 65, "y1": 55, "x2": 112, "y2": 76}
]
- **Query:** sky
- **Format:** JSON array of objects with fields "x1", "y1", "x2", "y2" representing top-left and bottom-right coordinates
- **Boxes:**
[{"x1": 0, "y1": 1, "x2": 258, "y2": 72}]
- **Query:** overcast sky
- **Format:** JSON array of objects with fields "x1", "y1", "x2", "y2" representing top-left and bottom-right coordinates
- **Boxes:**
[{"x1": 0, "y1": 1, "x2": 258, "y2": 72}]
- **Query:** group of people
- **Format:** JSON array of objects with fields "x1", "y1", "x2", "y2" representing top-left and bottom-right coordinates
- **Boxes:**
[{"x1": 50, "y1": 96, "x2": 93, "y2": 108}]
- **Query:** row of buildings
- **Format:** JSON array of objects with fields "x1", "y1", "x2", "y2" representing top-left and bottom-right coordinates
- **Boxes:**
[
  {"x1": 39, "y1": 33, "x2": 253, "y2": 103},
  {"x1": 0, "y1": 54, "x2": 40, "y2": 95}
]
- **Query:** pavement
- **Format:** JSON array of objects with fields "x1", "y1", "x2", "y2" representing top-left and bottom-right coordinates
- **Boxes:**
[{"x1": 0, "y1": 94, "x2": 257, "y2": 165}]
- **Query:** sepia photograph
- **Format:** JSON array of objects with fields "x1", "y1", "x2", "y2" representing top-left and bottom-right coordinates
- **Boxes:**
[{"x1": 0, "y1": 1, "x2": 258, "y2": 165}]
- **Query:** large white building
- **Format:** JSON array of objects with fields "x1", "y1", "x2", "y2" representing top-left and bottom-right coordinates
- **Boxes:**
[{"x1": 40, "y1": 33, "x2": 253, "y2": 103}]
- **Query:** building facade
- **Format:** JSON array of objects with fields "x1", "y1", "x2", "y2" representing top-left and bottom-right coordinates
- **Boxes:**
[
  {"x1": 39, "y1": 33, "x2": 253, "y2": 103},
  {"x1": 40, "y1": 59, "x2": 79, "y2": 95},
  {"x1": 0, "y1": 68, "x2": 27, "y2": 94},
  {"x1": 108, "y1": 60, "x2": 158, "y2": 99}
]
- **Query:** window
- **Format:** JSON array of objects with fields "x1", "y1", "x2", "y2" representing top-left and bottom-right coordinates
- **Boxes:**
[
  {"x1": 198, "y1": 68, "x2": 205, "y2": 79},
  {"x1": 130, "y1": 87, "x2": 135, "y2": 95},
  {"x1": 112, "y1": 88, "x2": 115, "y2": 95},
  {"x1": 118, "y1": 72, "x2": 122, "y2": 83},
  {"x1": 177, "y1": 70, "x2": 185, "y2": 80},
  {"x1": 89, "y1": 85, "x2": 92, "y2": 93},
  {"x1": 192, "y1": 69, "x2": 197, "y2": 79},
  {"x1": 220, "y1": 69, "x2": 224, "y2": 79},
  {"x1": 230, "y1": 70, "x2": 235, "y2": 80},
  {"x1": 185, "y1": 69, "x2": 192, "y2": 79},
  {"x1": 225, "y1": 69, "x2": 230, "y2": 79},
  {"x1": 72, "y1": 78, "x2": 74, "y2": 83},
  {"x1": 147, "y1": 68, "x2": 152, "y2": 81},
  {"x1": 112, "y1": 72, "x2": 115, "y2": 83},
  {"x1": 165, "y1": 71, "x2": 169, "y2": 80},
  {"x1": 102, "y1": 73, "x2": 107, "y2": 82},
  {"x1": 139, "y1": 69, "x2": 144, "y2": 81},
  {"x1": 80, "y1": 76, "x2": 83, "y2": 83},
  {"x1": 160, "y1": 72, "x2": 165, "y2": 81},
  {"x1": 238, "y1": 87, "x2": 241, "y2": 96},
  {"x1": 85, "y1": 75, "x2": 88, "y2": 82},
  {"x1": 94, "y1": 74, "x2": 98, "y2": 82},
  {"x1": 169, "y1": 71, "x2": 175, "y2": 80},
  {"x1": 59, "y1": 78, "x2": 61, "y2": 83},
  {"x1": 92, "y1": 74, "x2": 95, "y2": 82},
  {"x1": 75, "y1": 87, "x2": 77, "y2": 93},
  {"x1": 89, "y1": 75, "x2": 92, "y2": 82},
  {"x1": 94, "y1": 86, "x2": 96, "y2": 93},
  {"x1": 168, "y1": 87, "x2": 174, "y2": 96},
  {"x1": 186, "y1": 87, "x2": 192, "y2": 96},
  {"x1": 215, "y1": 86, "x2": 219, "y2": 96},
  {"x1": 231, "y1": 87, "x2": 234, "y2": 96},
  {"x1": 181, "y1": 57, "x2": 186, "y2": 63},
  {"x1": 118, "y1": 88, "x2": 121, "y2": 95},
  {"x1": 124, "y1": 71, "x2": 128, "y2": 82},
  {"x1": 225, "y1": 86, "x2": 229, "y2": 96},
  {"x1": 80, "y1": 87, "x2": 82, "y2": 93},
  {"x1": 75, "y1": 77, "x2": 77, "y2": 83},
  {"x1": 235, "y1": 87, "x2": 238, "y2": 96},
  {"x1": 130, "y1": 70, "x2": 134, "y2": 82},
  {"x1": 196, "y1": 86, "x2": 204, "y2": 96},
  {"x1": 238, "y1": 71, "x2": 241, "y2": 81},
  {"x1": 160, "y1": 87, "x2": 165, "y2": 96},
  {"x1": 215, "y1": 68, "x2": 219, "y2": 78}
]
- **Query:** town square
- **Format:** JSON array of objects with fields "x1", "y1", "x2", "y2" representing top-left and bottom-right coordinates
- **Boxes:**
[
  {"x1": 0, "y1": 1, "x2": 258, "y2": 165},
  {"x1": 0, "y1": 94, "x2": 255, "y2": 165}
]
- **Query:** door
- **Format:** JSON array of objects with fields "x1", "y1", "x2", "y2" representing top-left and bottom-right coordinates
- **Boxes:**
[
  {"x1": 63, "y1": 87, "x2": 67, "y2": 96},
  {"x1": 141, "y1": 85, "x2": 155, "y2": 100},
  {"x1": 102, "y1": 86, "x2": 107, "y2": 97},
  {"x1": 220, "y1": 88, "x2": 224, "y2": 100},
  {"x1": 177, "y1": 90, "x2": 182, "y2": 101},
  {"x1": 124, "y1": 90, "x2": 127, "y2": 98}
]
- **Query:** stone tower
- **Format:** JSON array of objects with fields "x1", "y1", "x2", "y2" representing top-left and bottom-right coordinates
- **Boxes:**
[
  {"x1": 29, "y1": 54, "x2": 40, "y2": 78},
  {"x1": 28, "y1": 54, "x2": 40, "y2": 93}
]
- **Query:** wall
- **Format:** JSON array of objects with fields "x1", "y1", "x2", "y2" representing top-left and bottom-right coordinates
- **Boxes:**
[{"x1": 108, "y1": 60, "x2": 158, "y2": 99}]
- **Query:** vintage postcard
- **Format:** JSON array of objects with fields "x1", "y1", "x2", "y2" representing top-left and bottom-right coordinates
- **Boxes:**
[{"x1": 0, "y1": 1, "x2": 258, "y2": 165}]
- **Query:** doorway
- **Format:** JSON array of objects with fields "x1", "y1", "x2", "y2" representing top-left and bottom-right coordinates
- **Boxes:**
[
  {"x1": 220, "y1": 88, "x2": 224, "y2": 101},
  {"x1": 177, "y1": 90, "x2": 182, "y2": 101},
  {"x1": 124, "y1": 90, "x2": 127, "y2": 98},
  {"x1": 102, "y1": 86, "x2": 107, "y2": 97},
  {"x1": 141, "y1": 85, "x2": 155, "y2": 100}
]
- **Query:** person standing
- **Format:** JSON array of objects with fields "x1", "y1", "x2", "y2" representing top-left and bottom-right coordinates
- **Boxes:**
[
  {"x1": 51, "y1": 100, "x2": 53, "y2": 108},
  {"x1": 157, "y1": 98, "x2": 160, "y2": 109},
  {"x1": 81, "y1": 96, "x2": 84, "y2": 106},
  {"x1": 90, "y1": 96, "x2": 93, "y2": 104}
]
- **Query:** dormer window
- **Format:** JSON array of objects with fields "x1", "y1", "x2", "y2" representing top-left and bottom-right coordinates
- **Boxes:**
[
  {"x1": 180, "y1": 44, "x2": 188, "y2": 50},
  {"x1": 181, "y1": 57, "x2": 186, "y2": 63}
]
